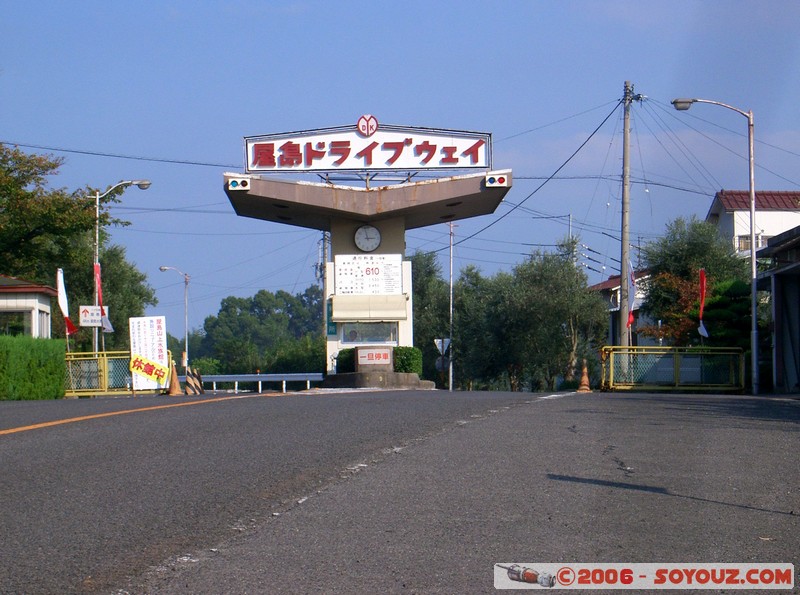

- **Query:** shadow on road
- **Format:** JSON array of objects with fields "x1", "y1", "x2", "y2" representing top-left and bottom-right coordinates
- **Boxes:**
[{"x1": 547, "y1": 473, "x2": 797, "y2": 517}]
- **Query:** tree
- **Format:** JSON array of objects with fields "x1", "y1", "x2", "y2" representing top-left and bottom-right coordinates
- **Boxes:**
[
  {"x1": 201, "y1": 287, "x2": 323, "y2": 373},
  {"x1": 453, "y1": 241, "x2": 607, "y2": 391},
  {"x1": 0, "y1": 144, "x2": 156, "y2": 349},
  {"x1": 409, "y1": 251, "x2": 449, "y2": 384},
  {"x1": 453, "y1": 266, "x2": 502, "y2": 389},
  {"x1": 0, "y1": 145, "x2": 93, "y2": 276},
  {"x1": 640, "y1": 216, "x2": 748, "y2": 346},
  {"x1": 507, "y1": 241, "x2": 609, "y2": 390}
]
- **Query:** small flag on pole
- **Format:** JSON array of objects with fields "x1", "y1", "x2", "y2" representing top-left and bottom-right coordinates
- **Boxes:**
[
  {"x1": 698, "y1": 268, "x2": 709, "y2": 338},
  {"x1": 94, "y1": 263, "x2": 114, "y2": 333},
  {"x1": 626, "y1": 261, "x2": 636, "y2": 328},
  {"x1": 56, "y1": 268, "x2": 78, "y2": 336}
]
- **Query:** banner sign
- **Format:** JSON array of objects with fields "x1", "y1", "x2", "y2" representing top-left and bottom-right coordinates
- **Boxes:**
[
  {"x1": 245, "y1": 115, "x2": 491, "y2": 173},
  {"x1": 129, "y1": 316, "x2": 169, "y2": 391},
  {"x1": 129, "y1": 354, "x2": 169, "y2": 385}
]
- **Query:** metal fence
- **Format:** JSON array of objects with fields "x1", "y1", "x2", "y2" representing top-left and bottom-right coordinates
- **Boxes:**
[
  {"x1": 600, "y1": 346, "x2": 744, "y2": 392},
  {"x1": 65, "y1": 352, "x2": 324, "y2": 397},
  {"x1": 65, "y1": 351, "x2": 134, "y2": 397}
]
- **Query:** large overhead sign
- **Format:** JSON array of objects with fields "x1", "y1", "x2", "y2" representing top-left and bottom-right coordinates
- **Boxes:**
[{"x1": 245, "y1": 115, "x2": 491, "y2": 173}]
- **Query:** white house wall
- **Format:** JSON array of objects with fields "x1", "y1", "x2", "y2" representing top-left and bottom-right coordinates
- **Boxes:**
[
  {"x1": 730, "y1": 210, "x2": 800, "y2": 248},
  {"x1": 0, "y1": 292, "x2": 52, "y2": 338}
]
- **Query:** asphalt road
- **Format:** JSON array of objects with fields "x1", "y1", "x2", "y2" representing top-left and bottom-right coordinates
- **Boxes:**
[{"x1": 1, "y1": 390, "x2": 798, "y2": 594}]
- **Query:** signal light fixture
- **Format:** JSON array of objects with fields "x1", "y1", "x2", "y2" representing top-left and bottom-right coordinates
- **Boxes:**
[
  {"x1": 228, "y1": 178, "x2": 250, "y2": 190},
  {"x1": 485, "y1": 170, "x2": 511, "y2": 188}
]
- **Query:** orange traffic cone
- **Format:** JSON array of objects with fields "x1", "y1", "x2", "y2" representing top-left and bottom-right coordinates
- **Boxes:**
[
  {"x1": 577, "y1": 359, "x2": 592, "y2": 393},
  {"x1": 166, "y1": 361, "x2": 182, "y2": 396}
]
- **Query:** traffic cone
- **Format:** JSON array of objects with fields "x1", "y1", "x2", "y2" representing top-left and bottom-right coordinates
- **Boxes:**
[
  {"x1": 577, "y1": 359, "x2": 592, "y2": 393},
  {"x1": 166, "y1": 361, "x2": 182, "y2": 396}
]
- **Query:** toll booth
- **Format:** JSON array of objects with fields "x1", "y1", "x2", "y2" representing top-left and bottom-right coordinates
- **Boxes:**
[{"x1": 224, "y1": 116, "x2": 511, "y2": 378}]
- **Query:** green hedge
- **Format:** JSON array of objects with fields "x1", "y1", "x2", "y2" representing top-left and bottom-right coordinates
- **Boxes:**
[
  {"x1": 336, "y1": 348, "x2": 356, "y2": 373},
  {"x1": 0, "y1": 336, "x2": 66, "y2": 400},
  {"x1": 393, "y1": 346, "x2": 423, "y2": 375},
  {"x1": 335, "y1": 346, "x2": 423, "y2": 376}
]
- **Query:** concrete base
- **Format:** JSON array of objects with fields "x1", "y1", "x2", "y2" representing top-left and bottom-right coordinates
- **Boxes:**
[{"x1": 321, "y1": 371, "x2": 436, "y2": 390}]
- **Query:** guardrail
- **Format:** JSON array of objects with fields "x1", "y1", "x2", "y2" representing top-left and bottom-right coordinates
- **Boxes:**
[
  {"x1": 65, "y1": 350, "x2": 324, "y2": 397},
  {"x1": 177, "y1": 373, "x2": 325, "y2": 394},
  {"x1": 601, "y1": 346, "x2": 744, "y2": 392}
]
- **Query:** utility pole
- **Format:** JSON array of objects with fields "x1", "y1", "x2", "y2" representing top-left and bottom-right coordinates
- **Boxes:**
[
  {"x1": 619, "y1": 81, "x2": 641, "y2": 346},
  {"x1": 321, "y1": 230, "x2": 329, "y2": 335},
  {"x1": 448, "y1": 221, "x2": 454, "y2": 392}
]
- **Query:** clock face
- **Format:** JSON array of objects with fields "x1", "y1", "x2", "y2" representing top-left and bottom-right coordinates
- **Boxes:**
[{"x1": 354, "y1": 225, "x2": 381, "y2": 252}]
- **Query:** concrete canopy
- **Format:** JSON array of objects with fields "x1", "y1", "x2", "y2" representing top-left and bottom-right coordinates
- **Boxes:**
[{"x1": 223, "y1": 170, "x2": 511, "y2": 231}]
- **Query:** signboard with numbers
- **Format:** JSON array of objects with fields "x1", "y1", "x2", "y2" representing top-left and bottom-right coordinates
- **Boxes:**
[{"x1": 334, "y1": 254, "x2": 403, "y2": 295}]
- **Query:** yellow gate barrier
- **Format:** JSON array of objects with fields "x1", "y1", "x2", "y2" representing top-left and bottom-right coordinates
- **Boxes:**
[
  {"x1": 600, "y1": 346, "x2": 744, "y2": 392},
  {"x1": 64, "y1": 351, "x2": 174, "y2": 397}
]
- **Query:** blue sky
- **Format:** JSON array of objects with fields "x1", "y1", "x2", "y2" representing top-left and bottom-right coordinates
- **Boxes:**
[{"x1": 2, "y1": 1, "x2": 800, "y2": 335}]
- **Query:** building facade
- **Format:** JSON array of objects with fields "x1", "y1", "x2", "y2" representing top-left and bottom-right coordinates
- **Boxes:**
[
  {"x1": 705, "y1": 190, "x2": 800, "y2": 256},
  {"x1": 0, "y1": 275, "x2": 56, "y2": 339}
]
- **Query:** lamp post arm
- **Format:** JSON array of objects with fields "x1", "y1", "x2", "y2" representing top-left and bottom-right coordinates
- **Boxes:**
[{"x1": 689, "y1": 98, "x2": 750, "y2": 120}]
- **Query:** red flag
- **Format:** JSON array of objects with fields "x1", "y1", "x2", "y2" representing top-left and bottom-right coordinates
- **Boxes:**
[
  {"x1": 698, "y1": 268, "x2": 709, "y2": 337},
  {"x1": 626, "y1": 262, "x2": 636, "y2": 328}
]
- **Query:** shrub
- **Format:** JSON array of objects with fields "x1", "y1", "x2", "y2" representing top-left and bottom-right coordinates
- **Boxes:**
[
  {"x1": 335, "y1": 348, "x2": 355, "y2": 373},
  {"x1": 393, "y1": 346, "x2": 423, "y2": 375},
  {"x1": 0, "y1": 336, "x2": 66, "y2": 400},
  {"x1": 335, "y1": 346, "x2": 423, "y2": 376}
]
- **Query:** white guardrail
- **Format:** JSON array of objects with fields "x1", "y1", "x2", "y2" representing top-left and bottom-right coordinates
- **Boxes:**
[{"x1": 177, "y1": 373, "x2": 324, "y2": 394}]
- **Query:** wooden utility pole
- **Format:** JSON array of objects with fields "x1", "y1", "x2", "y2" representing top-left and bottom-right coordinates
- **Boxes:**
[{"x1": 619, "y1": 81, "x2": 638, "y2": 346}]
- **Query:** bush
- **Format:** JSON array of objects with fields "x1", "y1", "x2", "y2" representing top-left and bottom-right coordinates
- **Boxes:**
[
  {"x1": 190, "y1": 357, "x2": 222, "y2": 376},
  {"x1": 335, "y1": 346, "x2": 423, "y2": 376},
  {"x1": 394, "y1": 346, "x2": 423, "y2": 375},
  {"x1": 335, "y1": 348, "x2": 355, "y2": 373},
  {"x1": 0, "y1": 336, "x2": 66, "y2": 400}
]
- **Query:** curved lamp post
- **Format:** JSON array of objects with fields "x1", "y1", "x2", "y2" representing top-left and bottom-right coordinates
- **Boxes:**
[
  {"x1": 93, "y1": 180, "x2": 151, "y2": 352},
  {"x1": 159, "y1": 266, "x2": 190, "y2": 370},
  {"x1": 671, "y1": 98, "x2": 758, "y2": 395}
]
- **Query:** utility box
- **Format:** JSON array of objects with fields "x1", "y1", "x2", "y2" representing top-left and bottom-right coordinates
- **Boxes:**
[{"x1": 355, "y1": 346, "x2": 393, "y2": 373}]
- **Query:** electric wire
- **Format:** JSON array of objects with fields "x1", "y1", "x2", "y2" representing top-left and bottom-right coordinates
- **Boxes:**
[{"x1": 430, "y1": 99, "x2": 624, "y2": 254}]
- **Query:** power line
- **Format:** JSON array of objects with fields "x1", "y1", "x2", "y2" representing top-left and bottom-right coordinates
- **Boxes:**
[
  {"x1": 431, "y1": 99, "x2": 624, "y2": 253},
  {"x1": 1, "y1": 140, "x2": 238, "y2": 169}
]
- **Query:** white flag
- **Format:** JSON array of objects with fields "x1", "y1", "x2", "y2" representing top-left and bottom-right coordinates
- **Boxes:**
[{"x1": 56, "y1": 268, "x2": 78, "y2": 335}]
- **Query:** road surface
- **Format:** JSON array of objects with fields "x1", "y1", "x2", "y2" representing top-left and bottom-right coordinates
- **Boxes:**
[{"x1": 1, "y1": 390, "x2": 797, "y2": 593}]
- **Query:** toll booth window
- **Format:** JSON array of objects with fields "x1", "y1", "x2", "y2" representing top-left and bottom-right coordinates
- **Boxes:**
[{"x1": 342, "y1": 322, "x2": 397, "y2": 344}]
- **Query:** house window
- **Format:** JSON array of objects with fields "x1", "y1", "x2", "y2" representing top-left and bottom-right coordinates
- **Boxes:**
[
  {"x1": 737, "y1": 235, "x2": 752, "y2": 252},
  {"x1": 0, "y1": 311, "x2": 31, "y2": 336},
  {"x1": 737, "y1": 235, "x2": 771, "y2": 252}
]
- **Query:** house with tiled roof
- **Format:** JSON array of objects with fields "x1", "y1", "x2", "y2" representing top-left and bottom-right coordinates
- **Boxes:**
[
  {"x1": 705, "y1": 190, "x2": 800, "y2": 256},
  {"x1": 0, "y1": 275, "x2": 56, "y2": 338},
  {"x1": 588, "y1": 269, "x2": 656, "y2": 346}
]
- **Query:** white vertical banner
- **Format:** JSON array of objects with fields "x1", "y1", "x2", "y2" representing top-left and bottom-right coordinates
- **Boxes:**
[{"x1": 129, "y1": 316, "x2": 169, "y2": 391}]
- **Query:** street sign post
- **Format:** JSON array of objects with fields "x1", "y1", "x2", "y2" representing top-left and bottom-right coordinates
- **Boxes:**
[{"x1": 79, "y1": 305, "x2": 109, "y2": 328}]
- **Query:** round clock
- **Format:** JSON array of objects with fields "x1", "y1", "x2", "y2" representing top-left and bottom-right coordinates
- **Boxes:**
[{"x1": 354, "y1": 224, "x2": 381, "y2": 252}]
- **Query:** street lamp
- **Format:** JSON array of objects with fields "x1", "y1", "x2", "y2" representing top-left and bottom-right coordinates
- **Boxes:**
[
  {"x1": 93, "y1": 180, "x2": 151, "y2": 352},
  {"x1": 671, "y1": 97, "x2": 758, "y2": 395},
  {"x1": 159, "y1": 266, "x2": 190, "y2": 371}
]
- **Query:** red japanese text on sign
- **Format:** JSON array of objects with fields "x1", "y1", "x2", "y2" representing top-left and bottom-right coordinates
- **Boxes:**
[{"x1": 245, "y1": 125, "x2": 490, "y2": 173}]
